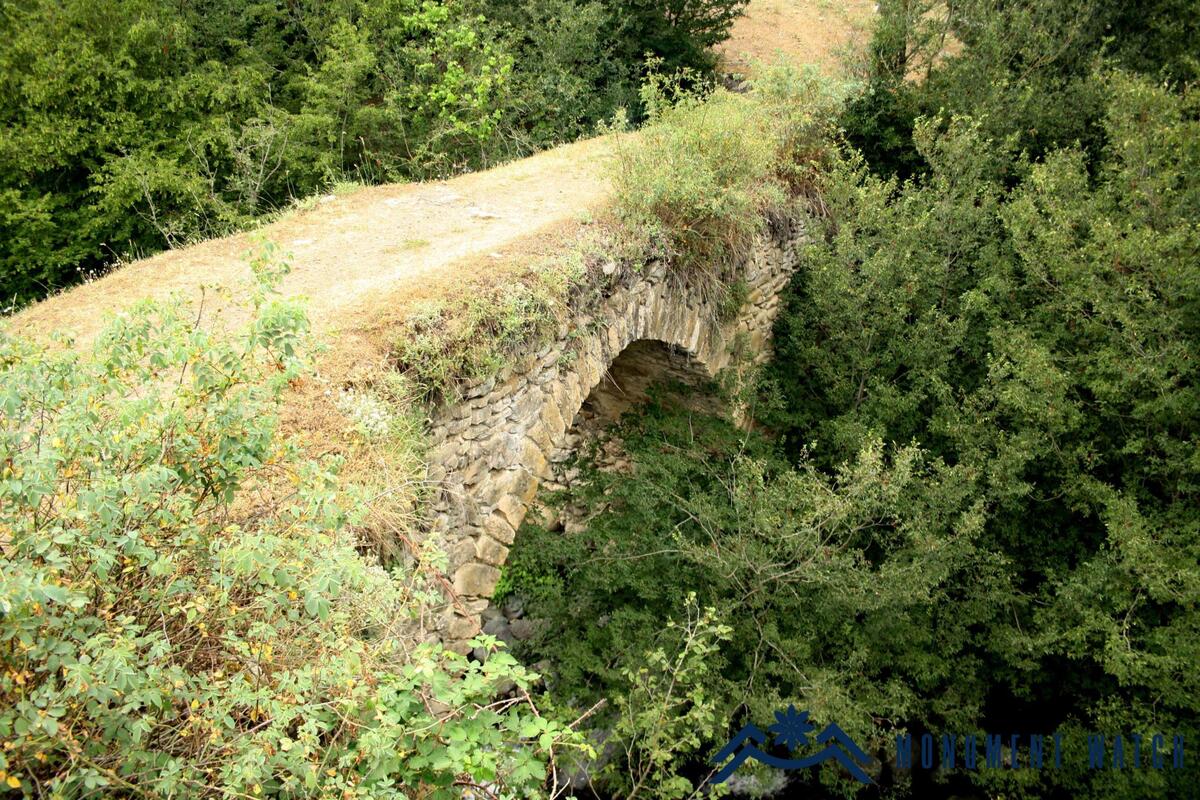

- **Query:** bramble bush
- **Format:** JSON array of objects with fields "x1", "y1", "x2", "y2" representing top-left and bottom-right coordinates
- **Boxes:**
[
  {"x1": 0, "y1": 254, "x2": 583, "y2": 797},
  {"x1": 596, "y1": 597, "x2": 733, "y2": 800}
]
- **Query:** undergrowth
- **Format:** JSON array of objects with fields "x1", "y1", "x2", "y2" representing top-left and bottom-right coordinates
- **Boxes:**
[
  {"x1": 609, "y1": 63, "x2": 843, "y2": 290},
  {"x1": 389, "y1": 259, "x2": 583, "y2": 405},
  {"x1": 0, "y1": 254, "x2": 586, "y2": 798}
]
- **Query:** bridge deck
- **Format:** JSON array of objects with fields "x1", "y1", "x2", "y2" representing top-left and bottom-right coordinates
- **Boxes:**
[{"x1": 10, "y1": 136, "x2": 612, "y2": 345}]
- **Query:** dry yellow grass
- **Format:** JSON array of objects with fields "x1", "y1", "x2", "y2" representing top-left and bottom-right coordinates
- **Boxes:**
[{"x1": 720, "y1": 0, "x2": 877, "y2": 77}]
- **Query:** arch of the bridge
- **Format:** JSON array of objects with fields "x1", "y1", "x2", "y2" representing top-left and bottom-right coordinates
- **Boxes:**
[{"x1": 424, "y1": 219, "x2": 806, "y2": 650}]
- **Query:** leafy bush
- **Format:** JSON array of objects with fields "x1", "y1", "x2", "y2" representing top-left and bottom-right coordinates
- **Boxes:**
[
  {"x1": 772, "y1": 71, "x2": 1198, "y2": 797},
  {"x1": 0, "y1": 0, "x2": 513, "y2": 305},
  {"x1": 505, "y1": 68, "x2": 1199, "y2": 800},
  {"x1": 843, "y1": 0, "x2": 1200, "y2": 179},
  {"x1": 508, "y1": 392, "x2": 997, "y2": 796},
  {"x1": 482, "y1": 0, "x2": 632, "y2": 151},
  {"x1": 605, "y1": 0, "x2": 749, "y2": 78},
  {"x1": 599, "y1": 597, "x2": 732, "y2": 800},
  {"x1": 0, "y1": 258, "x2": 581, "y2": 797}
]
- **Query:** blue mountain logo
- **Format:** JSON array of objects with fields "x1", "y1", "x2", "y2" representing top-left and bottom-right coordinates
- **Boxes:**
[{"x1": 711, "y1": 705, "x2": 874, "y2": 784}]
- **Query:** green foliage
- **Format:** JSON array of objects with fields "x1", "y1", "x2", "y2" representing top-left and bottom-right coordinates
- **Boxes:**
[
  {"x1": 0, "y1": 0, "x2": 508, "y2": 304},
  {"x1": 599, "y1": 597, "x2": 732, "y2": 800},
  {"x1": 607, "y1": 0, "x2": 749, "y2": 77},
  {"x1": 0, "y1": 0, "x2": 252, "y2": 303},
  {"x1": 296, "y1": 0, "x2": 515, "y2": 181},
  {"x1": 507, "y1": 393, "x2": 1000, "y2": 796},
  {"x1": 478, "y1": 0, "x2": 631, "y2": 151},
  {"x1": 763, "y1": 70, "x2": 1200, "y2": 797},
  {"x1": 0, "y1": 258, "x2": 582, "y2": 796},
  {"x1": 479, "y1": 0, "x2": 752, "y2": 146},
  {"x1": 843, "y1": 0, "x2": 1200, "y2": 179},
  {"x1": 507, "y1": 62, "x2": 1199, "y2": 800}
]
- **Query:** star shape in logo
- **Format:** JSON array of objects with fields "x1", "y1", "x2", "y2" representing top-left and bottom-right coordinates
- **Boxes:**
[{"x1": 768, "y1": 705, "x2": 815, "y2": 752}]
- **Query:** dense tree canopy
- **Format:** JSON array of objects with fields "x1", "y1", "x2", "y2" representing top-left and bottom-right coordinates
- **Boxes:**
[{"x1": 505, "y1": 2, "x2": 1200, "y2": 798}]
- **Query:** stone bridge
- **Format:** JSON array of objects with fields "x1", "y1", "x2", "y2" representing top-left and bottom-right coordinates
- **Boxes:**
[{"x1": 423, "y1": 214, "x2": 810, "y2": 650}]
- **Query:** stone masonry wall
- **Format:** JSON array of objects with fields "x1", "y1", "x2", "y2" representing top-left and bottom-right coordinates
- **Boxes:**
[{"x1": 424, "y1": 214, "x2": 809, "y2": 651}]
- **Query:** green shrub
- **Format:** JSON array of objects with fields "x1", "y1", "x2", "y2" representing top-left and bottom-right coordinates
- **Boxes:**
[
  {"x1": 508, "y1": 393, "x2": 993, "y2": 796},
  {"x1": 484, "y1": 0, "x2": 632, "y2": 151},
  {"x1": 0, "y1": 258, "x2": 582, "y2": 797},
  {"x1": 843, "y1": 0, "x2": 1200, "y2": 180},
  {"x1": 508, "y1": 67, "x2": 1200, "y2": 800},
  {"x1": 763, "y1": 70, "x2": 1200, "y2": 798},
  {"x1": 599, "y1": 597, "x2": 732, "y2": 800}
]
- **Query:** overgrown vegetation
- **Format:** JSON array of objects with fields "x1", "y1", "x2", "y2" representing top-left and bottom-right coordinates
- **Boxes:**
[
  {"x1": 0, "y1": 45, "x2": 814, "y2": 798},
  {"x1": 5, "y1": 1, "x2": 1199, "y2": 798},
  {"x1": 502, "y1": 2, "x2": 1200, "y2": 798},
  {"x1": 512, "y1": 395, "x2": 999, "y2": 797},
  {"x1": 390, "y1": 263, "x2": 581, "y2": 405},
  {"x1": 844, "y1": 0, "x2": 1200, "y2": 179},
  {"x1": 610, "y1": 64, "x2": 841, "y2": 292},
  {"x1": 0, "y1": 0, "x2": 749, "y2": 308},
  {"x1": 0, "y1": 258, "x2": 585, "y2": 797}
]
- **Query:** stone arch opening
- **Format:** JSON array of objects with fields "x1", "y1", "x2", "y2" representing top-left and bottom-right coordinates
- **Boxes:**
[
  {"x1": 532, "y1": 338, "x2": 724, "y2": 532},
  {"x1": 428, "y1": 222, "x2": 806, "y2": 649},
  {"x1": 574, "y1": 338, "x2": 723, "y2": 428},
  {"x1": 475, "y1": 337, "x2": 726, "y2": 653}
]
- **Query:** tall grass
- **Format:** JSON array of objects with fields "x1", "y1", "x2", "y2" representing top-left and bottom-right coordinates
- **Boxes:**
[{"x1": 609, "y1": 63, "x2": 845, "y2": 290}]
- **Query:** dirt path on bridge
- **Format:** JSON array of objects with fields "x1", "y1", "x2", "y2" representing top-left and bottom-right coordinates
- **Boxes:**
[
  {"x1": 9, "y1": 0, "x2": 873, "y2": 348},
  {"x1": 10, "y1": 137, "x2": 612, "y2": 345}
]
